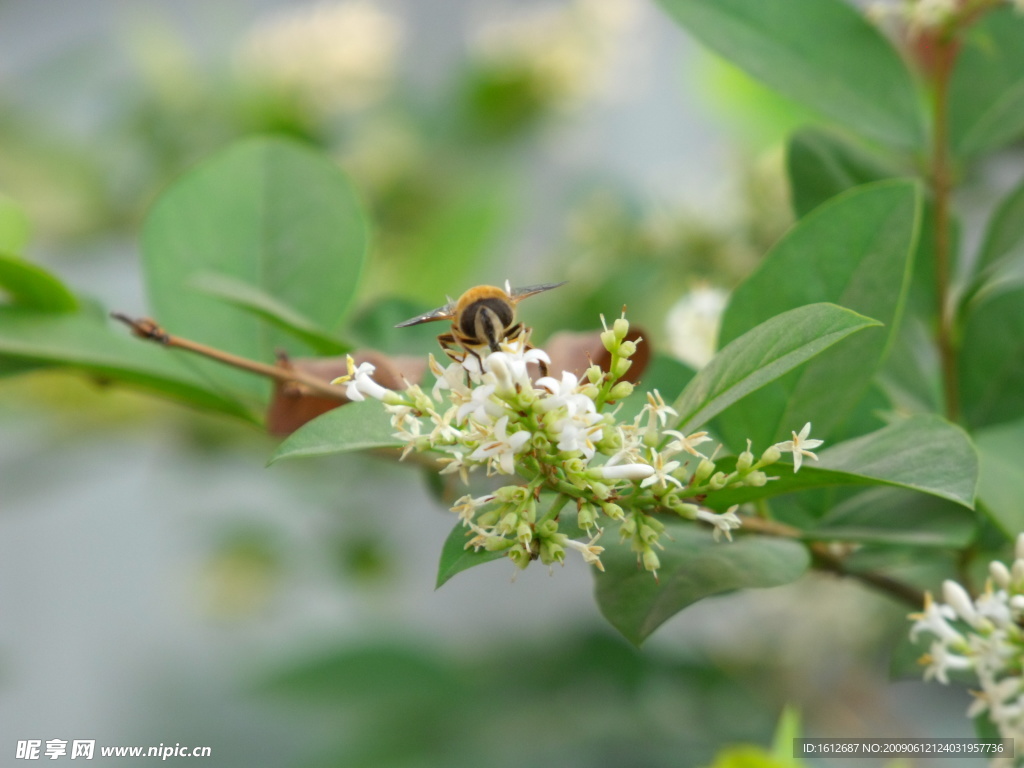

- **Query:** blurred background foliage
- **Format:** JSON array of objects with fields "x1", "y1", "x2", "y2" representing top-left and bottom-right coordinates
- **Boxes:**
[{"x1": 0, "y1": 1, "x2": 987, "y2": 766}]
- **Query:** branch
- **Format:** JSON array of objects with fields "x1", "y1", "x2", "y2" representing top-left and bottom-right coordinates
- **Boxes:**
[{"x1": 110, "y1": 313, "x2": 349, "y2": 402}]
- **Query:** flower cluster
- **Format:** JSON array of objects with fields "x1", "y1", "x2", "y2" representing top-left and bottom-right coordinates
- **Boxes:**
[
  {"x1": 336, "y1": 312, "x2": 822, "y2": 576},
  {"x1": 910, "y1": 536, "x2": 1024, "y2": 746}
]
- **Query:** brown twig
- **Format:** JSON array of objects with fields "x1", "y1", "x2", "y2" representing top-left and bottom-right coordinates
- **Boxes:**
[
  {"x1": 738, "y1": 515, "x2": 926, "y2": 608},
  {"x1": 110, "y1": 313, "x2": 349, "y2": 402}
]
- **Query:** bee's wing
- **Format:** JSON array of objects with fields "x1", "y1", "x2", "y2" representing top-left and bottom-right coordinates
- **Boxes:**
[
  {"x1": 394, "y1": 302, "x2": 455, "y2": 328},
  {"x1": 509, "y1": 281, "x2": 568, "y2": 302}
]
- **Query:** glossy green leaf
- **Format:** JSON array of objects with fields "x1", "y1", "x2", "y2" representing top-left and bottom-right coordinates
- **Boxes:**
[
  {"x1": 0, "y1": 254, "x2": 78, "y2": 312},
  {"x1": 596, "y1": 525, "x2": 810, "y2": 645},
  {"x1": 671, "y1": 302, "x2": 882, "y2": 436},
  {"x1": 959, "y1": 286, "x2": 1024, "y2": 429},
  {"x1": 142, "y1": 137, "x2": 368, "y2": 401},
  {"x1": 190, "y1": 272, "x2": 347, "y2": 355},
  {"x1": 974, "y1": 418, "x2": 1024, "y2": 538},
  {"x1": 0, "y1": 307, "x2": 254, "y2": 418},
  {"x1": 785, "y1": 128, "x2": 893, "y2": 218},
  {"x1": 716, "y1": 181, "x2": 920, "y2": 448},
  {"x1": 0, "y1": 196, "x2": 30, "y2": 253},
  {"x1": 436, "y1": 524, "x2": 507, "y2": 588},
  {"x1": 705, "y1": 415, "x2": 978, "y2": 511},
  {"x1": 656, "y1": 0, "x2": 924, "y2": 148},
  {"x1": 268, "y1": 399, "x2": 401, "y2": 464},
  {"x1": 950, "y1": 7, "x2": 1024, "y2": 156}
]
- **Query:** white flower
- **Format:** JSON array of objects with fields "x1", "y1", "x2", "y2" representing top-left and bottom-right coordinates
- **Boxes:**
[
  {"x1": 639, "y1": 449, "x2": 683, "y2": 490},
  {"x1": 236, "y1": 1, "x2": 402, "y2": 113},
  {"x1": 332, "y1": 356, "x2": 393, "y2": 402},
  {"x1": 565, "y1": 533, "x2": 606, "y2": 571},
  {"x1": 909, "y1": 592, "x2": 965, "y2": 645},
  {"x1": 456, "y1": 383, "x2": 504, "y2": 425},
  {"x1": 775, "y1": 422, "x2": 824, "y2": 473},
  {"x1": 468, "y1": 416, "x2": 530, "y2": 475},
  {"x1": 922, "y1": 640, "x2": 973, "y2": 684},
  {"x1": 429, "y1": 354, "x2": 471, "y2": 401},
  {"x1": 695, "y1": 505, "x2": 742, "y2": 542},
  {"x1": 662, "y1": 429, "x2": 712, "y2": 458},
  {"x1": 451, "y1": 494, "x2": 495, "y2": 525},
  {"x1": 604, "y1": 425, "x2": 644, "y2": 467},
  {"x1": 665, "y1": 286, "x2": 727, "y2": 368}
]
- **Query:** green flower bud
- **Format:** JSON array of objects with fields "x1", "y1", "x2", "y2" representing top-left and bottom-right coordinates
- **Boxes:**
[
  {"x1": 589, "y1": 481, "x2": 610, "y2": 500},
  {"x1": 745, "y1": 470, "x2": 768, "y2": 487},
  {"x1": 619, "y1": 516, "x2": 637, "y2": 538},
  {"x1": 601, "y1": 502, "x2": 625, "y2": 521},
  {"x1": 609, "y1": 381, "x2": 635, "y2": 400},
  {"x1": 577, "y1": 503, "x2": 596, "y2": 532},
  {"x1": 759, "y1": 444, "x2": 782, "y2": 466},
  {"x1": 674, "y1": 502, "x2": 700, "y2": 520},
  {"x1": 532, "y1": 433, "x2": 552, "y2": 454},
  {"x1": 613, "y1": 317, "x2": 630, "y2": 342},
  {"x1": 643, "y1": 515, "x2": 666, "y2": 534},
  {"x1": 693, "y1": 458, "x2": 716, "y2": 485},
  {"x1": 619, "y1": 340, "x2": 638, "y2": 358},
  {"x1": 642, "y1": 547, "x2": 660, "y2": 573},
  {"x1": 498, "y1": 512, "x2": 519, "y2": 535},
  {"x1": 509, "y1": 544, "x2": 532, "y2": 570},
  {"x1": 601, "y1": 329, "x2": 618, "y2": 353},
  {"x1": 612, "y1": 357, "x2": 633, "y2": 379},
  {"x1": 581, "y1": 384, "x2": 602, "y2": 401},
  {"x1": 539, "y1": 539, "x2": 565, "y2": 566},
  {"x1": 476, "y1": 508, "x2": 502, "y2": 527},
  {"x1": 639, "y1": 524, "x2": 659, "y2": 545},
  {"x1": 736, "y1": 450, "x2": 754, "y2": 472},
  {"x1": 537, "y1": 519, "x2": 559, "y2": 538},
  {"x1": 495, "y1": 485, "x2": 526, "y2": 504},
  {"x1": 516, "y1": 522, "x2": 533, "y2": 546},
  {"x1": 586, "y1": 365, "x2": 604, "y2": 384},
  {"x1": 484, "y1": 536, "x2": 514, "y2": 552},
  {"x1": 708, "y1": 471, "x2": 729, "y2": 490}
]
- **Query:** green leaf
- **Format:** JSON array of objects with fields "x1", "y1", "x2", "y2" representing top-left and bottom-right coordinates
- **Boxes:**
[
  {"x1": 0, "y1": 307, "x2": 254, "y2": 418},
  {"x1": 959, "y1": 286, "x2": 1024, "y2": 429},
  {"x1": 268, "y1": 399, "x2": 402, "y2": 463},
  {"x1": 705, "y1": 415, "x2": 978, "y2": 511},
  {"x1": 436, "y1": 524, "x2": 507, "y2": 588},
  {"x1": 950, "y1": 7, "x2": 1024, "y2": 157},
  {"x1": 190, "y1": 272, "x2": 347, "y2": 355},
  {"x1": 715, "y1": 181, "x2": 920, "y2": 448},
  {"x1": 0, "y1": 196, "x2": 30, "y2": 253},
  {"x1": 142, "y1": 137, "x2": 369, "y2": 401},
  {"x1": 974, "y1": 418, "x2": 1024, "y2": 538},
  {"x1": 785, "y1": 128, "x2": 893, "y2": 218},
  {"x1": 0, "y1": 254, "x2": 78, "y2": 312},
  {"x1": 812, "y1": 488, "x2": 976, "y2": 548},
  {"x1": 671, "y1": 302, "x2": 882, "y2": 436},
  {"x1": 656, "y1": 0, "x2": 924, "y2": 148},
  {"x1": 963, "y1": 176, "x2": 1024, "y2": 311},
  {"x1": 596, "y1": 525, "x2": 809, "y2": 645}
]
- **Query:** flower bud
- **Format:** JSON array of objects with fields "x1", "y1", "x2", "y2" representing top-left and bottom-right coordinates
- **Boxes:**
[
  {"x1": 586, "y1": 365, "x2": 604, "y2": 385},
  {"x1": 601, "y1": 502, "x2": 624, "y2": 521},
  {"x1": 708, "y1": 471, "x2": 728, "y2": 490},
  {"x1": 619, "y1": 340, "x2": 638, "y2": 358},
  {"x1": 509, "y1": 544, "x2": 531, "y2": 569},
  {"x1": 744, "y1": 471, "x2": 768, "y2": 487},
  {"x1": 537, "y1": 519, "x2": 559, "y2": 538},
  {"x1": 612, "y1": 357, "x2": 632, "y2": 379},
  {"x1": 759, "y1": 445, "x2": 782, "y2": 466},
  {"x1": 736, "y1": 449, "x2": 754, "y2": 472},
  {"x1": 577, "y1": 504, "x2": 596, "y2": 532},
  {"x1": 594, "y1": 463, "x2": 655, "y2": 481},
  {"x1": 483, "y1": 536, "x2": 514, "y2": 552},
  {"x1": 619, "y1": 516, "x2": 637, "y2": 538},
  {"x1": 641, "y1": 547, "x2": 660, "y2": 573},
  {"x1": 639, "y1": 524, "x2": 660, "y2": 545},
  {"x1": 495, "y1": 486, "x2": 526, "y2": 504},
  {"x1": 613, "y1": 317, "x2": 630, "y2": 342},
  {"x1": 589, "y1": 481, "x2": 611, "y2": 500},
  {"x1": 539, "y1": 538, "x2": 566, "y2": 566},
  {"x1": 498, "y1": 512, "x2": 519, "y2": 535},
  {"x1": 943, "y1": 580, "x2": 979, "y2": 626},
  {"x1": 990, "y1": 561, "x2": 1011, "y2": 590},
  {"x1": 476, "y1": 508, "x2": 501, "y2": 527},
  {"x1": 516, "y1": 522, "x2": 533, "y2": 547},
  {"x1": 693, "y1": 458, "x2": 716, "y2": 485},
  {"x1": 609, "y1": 381, "x2": 635, "y2": 400},
  {"x1": 601, "y1": 329, "x2": 618, "y2": 353},
  {"x1": 581, "y1": 384, "x2": 601, "y2": 401}
]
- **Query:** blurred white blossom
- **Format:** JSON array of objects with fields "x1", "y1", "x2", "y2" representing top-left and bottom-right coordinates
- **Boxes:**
[
  {"x1": 236, "y1": 1, "x2": 402, "y2": 113},
  {"x1": 665, "y1": 285, "x2": 727, "y2": 369}
]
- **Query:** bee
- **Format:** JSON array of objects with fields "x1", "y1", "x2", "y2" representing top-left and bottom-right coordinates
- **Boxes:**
[{"x1": 396, "y1": 280, "x2": 566, "y2": 371}]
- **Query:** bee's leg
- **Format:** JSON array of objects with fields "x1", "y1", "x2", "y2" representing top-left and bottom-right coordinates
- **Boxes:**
[{"x1": 437, "y1": 333, "x2": 464, "y2": 366}]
